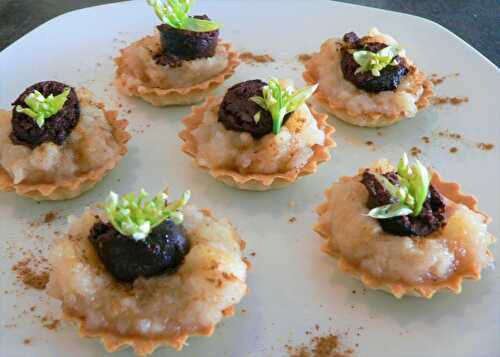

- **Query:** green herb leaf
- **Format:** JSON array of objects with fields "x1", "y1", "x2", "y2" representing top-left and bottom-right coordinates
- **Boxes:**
[
  {"x1": 15, "y1": 88, "x2": 70, "y2": 128},
  {"x1": 367, "y1": 203, "x2": 413, "y2": 219},
  {"x1": 250, "y1": 78, "x2": 318, "y2": 135},
  {"x1": 370, "y1": 153, "x2": 431, "y2": 219},
  {"x1": 373, "y1": 173, "x2": 400, "y2": 199},
  {"x1": 104, "y1": 188, "x2": 190, "y2": 240},
  {"x1": 253, "y1": 111, "x2": 261, "y2": 124},
  {"x1": 397, "y1": 152, "x2": 410, "y2": 178},
  {"x1": 409, "y1": 160, "x2": 430, "y2": 217},
  {"x1": 147, "y1": 0, "x2": 221, "y2": 32},
  {"x1": 353, "y1": 44, "x2": 402, "y2": 77}
]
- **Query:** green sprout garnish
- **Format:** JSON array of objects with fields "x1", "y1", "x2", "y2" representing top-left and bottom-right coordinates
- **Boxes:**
[
  {"x1": 15, "y1": 88, "x2": 70, "y2": 128},
  {"x1": 367, "y1": 153, "x2": 431, "y2": 219},
  {"x1": 147, "y1": 0, "x2": 221, "y2": 32},
  {"x1": 352, "y1": 45, "x2": 402, "y2": 77},
  {"x1": 104, "y1": 189, "x2": 191, "y2": 241},
  {"x1": 250, "y1": 78, "x2": 318, "y2": 135},
  {"x1": 253, "y1": 111, "x2": 261, "y2": 124}
]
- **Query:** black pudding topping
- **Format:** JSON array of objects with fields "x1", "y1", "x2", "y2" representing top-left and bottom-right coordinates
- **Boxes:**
[
  {"x1": 89, "y1": 219, "x2": 190, "y2": 283},
  {"x1": 156, "y1": 15, "x2": 219, "y2": 66},
  {"x1": 218, "y1": 79, "x2": 290, "y2": 139},
  {"x1": 340, "y1": 31, "x2": 409, "y2": 93},
  {"x1": 10, "y1": 81, "x2": 80, "y2": 149},
  {"x1": 361, "y1": 170, "x2": 447, "y2": 237}
]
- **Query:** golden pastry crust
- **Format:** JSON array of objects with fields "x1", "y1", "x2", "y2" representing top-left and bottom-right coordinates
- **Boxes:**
[
  {"x1": 179, "y1": 96, "x2": 336, "y2": 191},
  {"x1": 114, "y1": 35, "x2": 240, "y2": 106},
  {"x1": 314, "y1": 166, "x2": 495, "y2": 299},
  {"x1": 62, "y1": 312, "x2": 219, "y2": 355},
  {"x1": 303, "y1": 38, "x2": 433, "y2": 127},
  {"x1": 49, "y1": 207, "x2": 248, "y2": 356},
  {"x1": 0, "y1": 107, "x2": 129, "y2": 201}
]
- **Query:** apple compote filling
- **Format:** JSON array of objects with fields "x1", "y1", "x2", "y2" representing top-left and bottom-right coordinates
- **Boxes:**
[
  {"x1": 320, "y1": 167, "x2": 494, "y2": 285},
  {"x1": 311, "y1": 28, "x2": 428, "y2": 118},
  {"x1": 0, "y1": 87, "x2": 122, "y2": 184},
  {"x1": 191, "y1": 79, "x2": 325, "y2": 175},
  {"x1": 48, "y1": 204, "x2": 247, "y2": 338},
  {"x1": 116, "y1": 33, "x2": 229, "y2": 91}
]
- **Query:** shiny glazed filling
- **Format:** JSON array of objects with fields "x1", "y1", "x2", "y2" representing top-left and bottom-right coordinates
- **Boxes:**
[
  {"x1": 0, "y1": 89, "x2": 122, "y2": 184},
  {"x1": 48, "y1": 206, "x2": 247, "y2": 338},
  {"x1": 116, "y1": 34, "x2": 229, "y2": 90},
  {"x1": 311, "y1": 29, "x2": 427, "y2": 118},
  {"x1": 319, "y1": 175, "x2": 494, "y2": 284},
  {"x1": 191, "y1": 100, "x2": 325, "y2": 175}
]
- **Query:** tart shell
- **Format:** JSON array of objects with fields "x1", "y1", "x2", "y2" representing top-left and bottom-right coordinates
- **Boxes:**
[
  {"x1": 55, "y1": 208, "x2": 248, "y2": 356},
  {"x1": 114, "y1": 38, "x2": 240, "y2": 107},
  {"x1": 314, "y1": 170, "x2": 495, "y2": 299},
  {"x1": 0, "y1": 107, "x2": 130, "y2": 201},
  {"x1": 62, "y1": 304, "x2": 237, "y2": 356},
  {"x1": 179, "y1": 96, "x2": 336, "y2": 191},
  {"x1": 303, "y1": 49, "x2": 434, "y2": 128}
]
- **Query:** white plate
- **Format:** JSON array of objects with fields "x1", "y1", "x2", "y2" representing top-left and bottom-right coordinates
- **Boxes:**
[{"x1": 1, "y1": 1, "x2": 499, "y2": 356}]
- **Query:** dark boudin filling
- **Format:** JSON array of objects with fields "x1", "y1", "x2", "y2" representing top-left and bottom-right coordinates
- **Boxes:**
[
  {"x1": 155, "y1": 15, "x2": 219, "y2": 67},
  {"x1": 10, "y1": 81, "x2": 80, "y2": 149},
  {"x1": 89, "y1": 219, "x2": 190, "y2": 283},
  {"x1": 361, "y1": 170, "x2": 446, "y2": 236},
  {"x1": 340, "y1": 31, "x2": 409, "y2": 93},
  {"x1": 218, "y1": 79, "x2": 290, "y2": 139}
]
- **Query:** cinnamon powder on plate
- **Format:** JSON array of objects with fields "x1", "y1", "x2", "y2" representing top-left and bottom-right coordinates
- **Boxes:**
[
  {"x1": 286, "y1": 333, "x2": 354, "y2": 357},
  {"x1": 239, "y1": 51, "x2": 275, "y2": 64},
  {"x1": 12, "y1": 256, "x2": 50, "y2": 290},
  {"x1": 477, "y1": 142, "x2": 495, "y2": 151},
  {"x1": 297, "y1": 53, "x2": 313, "y2": 64},
  {"x1": 431, "y1": 96, "x2": 469, "y2": 105}
]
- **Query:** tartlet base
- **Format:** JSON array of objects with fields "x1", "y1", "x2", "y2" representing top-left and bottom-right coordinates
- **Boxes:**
[
  {"x1": 303, "y1": 50, "x2": 434, "y2": 128},
  {"x1": 0, "y1": 107, "x2": 130, "y2": 201},
  {"x1": 314, "y1": 170, "x2": 495, "y2": 299},
  {"x1": 114, "y1": 39, "x2": 240, "y2": 107},
  {"x1": 57, "y1": 208, "x2": 247, "y2": 356},
  {"x1": 62, "y1": 307, "x2": 235, "y2": 356},
  {"x1": 179, "y1": 96, "x2": 336, "y2": 191}
]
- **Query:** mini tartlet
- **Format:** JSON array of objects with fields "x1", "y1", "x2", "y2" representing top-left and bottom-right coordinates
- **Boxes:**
[
  {"x1": 179, "y1": 78, "x2": 335, "y2": 191},
  {"x1": 314, "y1": 154, "x2": 495, "y2": 298},
  {"x1": 0, "y1": 81, "x2": 129, "y2": 201},
  {"x1": 303, "y1": 28, "x2": 433, "y2": 127},
  {"x1": 114, "y1": 0, "x2": 239, "y2": 106},
  {"x1": 48, "y1": 188, "x2": 248, "y2": 355}
]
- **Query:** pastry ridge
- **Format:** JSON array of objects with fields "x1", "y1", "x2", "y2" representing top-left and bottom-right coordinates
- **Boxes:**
[
  {"x1": 179, "y1": 96, "x2": 336, "y2": 191},
  {"x1": 114, "y1": 39, "x2": 240, "y2": 107},
  {"x1": 314, "y1": 171, "x2": 495, "y2": 299},
  {"x1": 52, "y1": 207, "x2": 248, "y2": 355},
  {"x1": 303, "y1": 44, "x2": 434, "y2": 127},
  {"x1": 0, "y1": 108, "x2": 130, "y2": 201}
]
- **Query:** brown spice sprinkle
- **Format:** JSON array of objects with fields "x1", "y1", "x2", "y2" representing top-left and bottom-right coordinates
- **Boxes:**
[
  {"x1": 297, "y1": 53, "x2": 313, "y2": 64},
  {"x1": 41, "y1": 314, "x2": 60, "y2": 331},
  {"x1": 23, "y1": 338, "x2": 32, "y2": 345},
  {"x1": 429, "y1": 72, "x2": 459, "y2": 86},
  {"x1": 477, "y1": 142, "x2": 495, "y2": 151},
  {"x1": 286, "y1": 333, "x2": 354, "y2": 357},
  {"x1": 289, "y1": 217, "x2": 297, "y2": 223},
  {"x1": 449, "y1": 147, "x2": 459, "y2": 154},
  {"x1": 12, "y1": 256, "x2": 50, "y2": 290},
  {"x1": 422, "y1": 136, "x2": 430, "y2": 144},
  {"x1": 438, "y1": 131, "x2": 462, "y2": 140},
  {"x1": 410, "y1": 146, "x2": 422, "y2": 157},
  {"x1": 431, "y1": 96, "x2": 469, "y2": 106},
  {"x1": 239, "y1": 51, "x2": 275, "y2": 64},
  {"x1": 43, "y1": 211, "x2": 57, "y2": 224}
]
